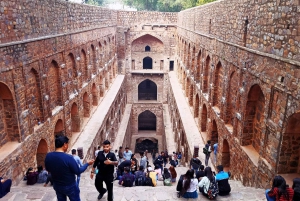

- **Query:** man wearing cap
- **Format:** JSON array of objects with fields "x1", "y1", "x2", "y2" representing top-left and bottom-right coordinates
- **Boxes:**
[
  {"x1": 91, "y1": 140, "x2": 118, "y2": 201},
  {"x1": 45, "y1": 135, "x2": 94, "y2": 201}
]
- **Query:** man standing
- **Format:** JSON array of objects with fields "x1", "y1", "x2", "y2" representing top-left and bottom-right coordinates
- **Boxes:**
[
  {"x1": 154, "y1": 152, "x2": 164, "y2": 172},
  {"x1": 123, "y1": 147, "x2": 132, "y2": 161},
  {"x1": 45, "y1": 135, "x2": 94, "y2": 201},
  {"x1": 95, "y1": 145, "x2": 101, "y2": 158},
  {"x1": 213, "y1": 143, "x2": 218, "y2": 165},
  {"x1": 118, "y1": 146, "x2": 124, "y2": 165},
  {"x1": 91, "y1": 140, "x2": 118, "y2": 201},
  {"x1": 72, "y1": 149, "x2": 83, "y2": 186},
  {"x1": 204, "y1": 140, "x2": 212, "y2": 166}
]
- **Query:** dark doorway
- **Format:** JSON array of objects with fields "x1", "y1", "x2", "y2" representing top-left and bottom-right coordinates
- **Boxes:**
[
  {"x1": 145, "y1": 46, "x2": 150, "y2": 52},
  {"x1": 138, "y1": 79, "x2": 157, "y2": 100},
  {"x1": 169, "y1": 61, "x2": 174, "y2": 71},
  {"x1": 143, "y1": 57, "x2": 153, "y2": 69},
  {"x1": 135, "y1": 139, "x2": 158, "y2": 153},
  {"x1": 138, "y1": 110, "x2": 156, "y2": 130}
]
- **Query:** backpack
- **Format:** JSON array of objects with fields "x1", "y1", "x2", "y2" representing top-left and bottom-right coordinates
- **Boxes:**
[
  {"x1": 207, "y1": 177, "x2": 219, "y2": 199},
  {"x1": 203, "y1": 147, "x2": 208, "y2": 155},
  {"x1": 144, "y1": 174, "x2": 154, "y2": 186},
  {"x1": 135, "y1": 174, "x2": 145, "y2": 186},
  {"x1": 164, "y1": 178, "x2": 172, "y2": 186},
  {"x1": 122, "y1": 175, "x2": 132, "y2": 187}
]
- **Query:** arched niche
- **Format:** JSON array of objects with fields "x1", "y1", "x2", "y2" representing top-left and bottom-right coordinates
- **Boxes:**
[
  {"x1": 132, "y1": 34, "x2": 164, "y2": 52},
  {"x1": 143, "y1": 57, "x2": 153, "y2": 69},
  {"x1": 36, "y1": 139, "x2": 48, "y2": 168},
  {"x1": 54, "y1": 119, "x2": 64, "y2": 136},
  {"x1": 135, "y1": 138, "x2": 158, "y2": 153},
  {"x1": 138, "y1": 79, "x2": 157, "y2": 100},
  {"x1": 0, "y1": 82, "x2": 20, "y2": 147},
  {"x1": 138, "y1": 110, "x2": 156, "y2": 131},
  {"x1": 145, "y1": 46, "x2": 150, "y2": 52},
  {"x1": 71, "y1": 103, "x2": 81, "y2": 132}
]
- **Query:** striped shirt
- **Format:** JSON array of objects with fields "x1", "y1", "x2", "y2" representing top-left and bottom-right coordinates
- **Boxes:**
[{"x1": 268, "y1": 187, "x2": 294, "y2": 201}]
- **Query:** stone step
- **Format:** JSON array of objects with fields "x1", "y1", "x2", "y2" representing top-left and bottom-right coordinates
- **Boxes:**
[{"x1": 5, "y1": 166, "x2": 265, "y2": 201}]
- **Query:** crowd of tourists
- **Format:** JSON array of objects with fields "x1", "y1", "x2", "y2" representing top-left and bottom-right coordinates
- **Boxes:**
[
  {"x1": 2, "y1": 136, "x2": 300, "y2": 201},
  {"x1": 113, "y1": 147, "x2": 179, "y2": 188}
]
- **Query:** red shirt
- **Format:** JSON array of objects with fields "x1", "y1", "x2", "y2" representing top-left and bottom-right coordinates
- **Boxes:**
[{"x1": 268, "y1": 187, "x2": 294, "y2": 201}]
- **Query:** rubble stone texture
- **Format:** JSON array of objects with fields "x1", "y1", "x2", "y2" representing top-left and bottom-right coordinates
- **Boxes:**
[{"x1": 0, "y1": 0, "x2": 299, "y2": 191}]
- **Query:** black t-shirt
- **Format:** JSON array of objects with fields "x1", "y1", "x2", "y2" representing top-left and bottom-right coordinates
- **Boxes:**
[
  {"x1": 118, "y1": 160, "x2": 131, "y2": 170},
  {"x1": 93, "y1": 151, "x2": 117, "y2": 176}
]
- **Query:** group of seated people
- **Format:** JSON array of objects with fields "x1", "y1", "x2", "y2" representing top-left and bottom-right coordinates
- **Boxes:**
[
  {"x1": 176, "y1": 165, "x2": 231, "y2": 199},
  {"x1": 266, "y1": 175, "x2": 300, "y2": 201},
  {"x1": 25, "y1": 165, "x2": 52, "y2": 186},
  {"x1": 117, "y1": 163, "x2": 177, "y2": 187}
]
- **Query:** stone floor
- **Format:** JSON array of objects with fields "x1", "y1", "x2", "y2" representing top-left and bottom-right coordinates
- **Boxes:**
[{"x1": 2, "y1": 159, "x2": 265, "y2": 201}]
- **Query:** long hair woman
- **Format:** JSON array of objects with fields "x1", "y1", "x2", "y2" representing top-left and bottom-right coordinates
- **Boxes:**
[
  {"x1": 169, "y1": 165, "x2": 177, "y2": 182},
  {"x1": 266, "y1": 175, "x2": 294, "y2": 201},
  {"x1": 198, "y1": 166, "x2": 215, "y2": 196},
  {"x1": 181, "y1": 169, "x2": 198, "y2": 199}
]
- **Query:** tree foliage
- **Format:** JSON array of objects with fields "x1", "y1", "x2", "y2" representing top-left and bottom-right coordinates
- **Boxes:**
[
  {"x1": 122, "y1": 0, "x2": 216, "y2": 12},
  {"x1": 85, "y1": 0, "x2": 105, "y2": 6}
]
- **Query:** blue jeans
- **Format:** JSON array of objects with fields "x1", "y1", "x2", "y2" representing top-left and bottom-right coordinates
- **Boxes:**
[
  {"x1": 53, "y1": 182, "x2": 80, "y2": 201},
  {"x1": 265, "y1": 189, "x2": 275, "y2": 201},
  {"x1": 76, "y1": 175, "x2": 81, "y2": 186}
]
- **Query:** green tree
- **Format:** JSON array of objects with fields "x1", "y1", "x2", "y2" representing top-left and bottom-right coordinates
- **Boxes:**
[
  {"x1": 197, "y1": 0, "x2": 216, "y2": 6},
  {"x1": 122, "y1": 0, "x2": 216, "y2": 11},
  {"x1": 157, "y1": 0, "x2": 183, "y2": 12},
  {"x1": 85, "y1": 0, "x2": 105, "y2": 6}
]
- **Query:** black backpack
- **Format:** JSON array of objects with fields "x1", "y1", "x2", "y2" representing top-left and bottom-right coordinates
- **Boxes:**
[
  {"x1": 135, "y1": 174, "x2": 145, "y2": 186},
  {"x1": 123, "y1": 175, "x2": 132, "y2": 187},
  {"x1": 144, "y1": 174, "x2": 154, "y2": 186}
]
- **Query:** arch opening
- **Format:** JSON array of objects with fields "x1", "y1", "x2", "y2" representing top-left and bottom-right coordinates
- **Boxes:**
[
  {"x1": 0, "y1": 82, "x2": 20, "y2": 147},
  {"x1": 143, "y1": 57, "x2": 153, "y2": 69},
  {"x1": 222, "y1": 139, "x2": 230, "y2": 169},
  {"x1": 36, "y1": 139, "x2": 48, "y2": 168},
  {"x1": 92, "y1": 83, "x2": 98, "y2": 106},
  {"x1": 83, "y1": 92, "x2": 90, "y2": 117},
  {"x1": 278, "y1": 113, "x2": 300, "y2": 174},
  {"x1": 201, "y1": 105, "x2": 208, "y2": 132},
  {"x1": 138, "y1": 110, "x2": 156, "y2": 131},
  {"x1": 145, "y1": 46, "x2": 151, "y2": 52},
  {"x1": 54, "y1": 119, "x2": 64, "y2": 136},
  {"x1": 242, "y1": 84, "x2": 265, "y2": 153},
  {"x1": 71, "y1": 103, "x2": 81, "y2": 132},
  {"x1": 135, "y1": 138, "x2": 158, "y2": 153},
  {"x1": 138, "y1": 79, "x2": 157, "y2": 101}
]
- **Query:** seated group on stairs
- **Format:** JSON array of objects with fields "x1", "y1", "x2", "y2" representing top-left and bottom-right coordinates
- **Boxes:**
[
  {"x1": 176, "y1": 154, "x2": 231, "y2": 200},
  {"x1": 115, "y1": 149, "x2": 178, "y2": 187}
]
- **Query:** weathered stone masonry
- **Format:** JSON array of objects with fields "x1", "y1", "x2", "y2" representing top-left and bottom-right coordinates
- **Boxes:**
[{"x1": 172, "y1": 0, "x2": 300, "y2": 188}]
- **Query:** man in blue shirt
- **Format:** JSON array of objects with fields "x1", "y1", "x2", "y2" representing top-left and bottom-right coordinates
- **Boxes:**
[
  {"x1": 215, "y1": 165, "x2": 231, "y2": 196},
  {"x1": 123, "y1": 147, "x2": 132, "y2": 161},
  {"x1": 72, "y1": 149, "x2": 83, "y2": 186},
  {"x1": 45, "y1": 135, "x2": 94, "y2": 201}
]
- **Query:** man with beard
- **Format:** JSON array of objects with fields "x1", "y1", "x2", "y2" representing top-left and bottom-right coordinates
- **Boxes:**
[{"x1": 90, "y1": 140, "x2": 118, "y2": 201}]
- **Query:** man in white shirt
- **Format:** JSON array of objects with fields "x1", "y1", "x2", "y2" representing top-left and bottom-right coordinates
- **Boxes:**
[{"x1": 95, "y1": 145, "x2": 101, "y2": 158}]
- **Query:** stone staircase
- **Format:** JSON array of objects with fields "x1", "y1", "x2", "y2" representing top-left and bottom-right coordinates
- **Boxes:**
[{"x1": 2, "y1": 166, "x2": 265, "y2": 201}]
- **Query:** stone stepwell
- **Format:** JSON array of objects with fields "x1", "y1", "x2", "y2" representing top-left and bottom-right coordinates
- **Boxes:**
[{"x1": 4, "y1": 163, "x2": 265, "y2": 201}]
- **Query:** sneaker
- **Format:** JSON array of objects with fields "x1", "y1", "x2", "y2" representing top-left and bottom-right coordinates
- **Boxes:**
[{"x1": 97, "y1": 189, "x2": 107, "y2": 200}]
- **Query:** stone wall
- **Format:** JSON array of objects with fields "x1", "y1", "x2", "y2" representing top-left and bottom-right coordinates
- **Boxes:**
[
  {"x1": 176, "y1": 21, "x2": 300, "y2": 187},
  {"x1": 178, "y1": 0, "x2": 300, "y2": 61},
  {"x1": 0, "y1": 0, "x2": 117, "y2": 43},
  {"x1": 117, "y1": 11, "x2": 177, "y2": 26}
]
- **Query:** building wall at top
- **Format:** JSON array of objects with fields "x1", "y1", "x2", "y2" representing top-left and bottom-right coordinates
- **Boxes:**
[
  {"x1": 178, "y1": 0, "x2": 300, "y2": 61},
  {"x1": 0, "y1": 0, "x2": 117, "y2": 44}
]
